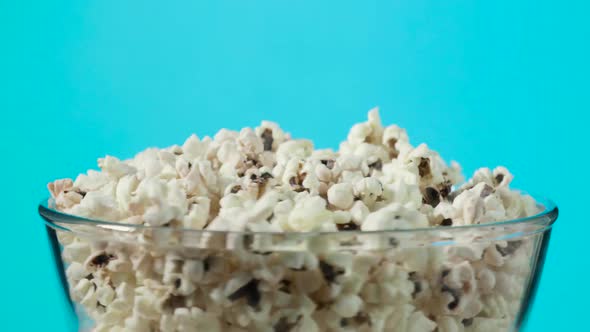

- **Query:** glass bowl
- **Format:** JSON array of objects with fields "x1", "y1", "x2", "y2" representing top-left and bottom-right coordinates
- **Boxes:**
[{"x1": 39, "y1": 196, "x2": 557, "y2": 332}]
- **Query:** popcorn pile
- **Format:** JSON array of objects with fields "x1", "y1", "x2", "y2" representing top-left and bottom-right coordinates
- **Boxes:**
[{"x1": 48, "y1": 109, "x2": 541, "y2": 332}]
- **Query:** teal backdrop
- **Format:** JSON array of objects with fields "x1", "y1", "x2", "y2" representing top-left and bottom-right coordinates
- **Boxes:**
[{"x1": 1, "y1": 1, "x2": 588, "y2": 331}]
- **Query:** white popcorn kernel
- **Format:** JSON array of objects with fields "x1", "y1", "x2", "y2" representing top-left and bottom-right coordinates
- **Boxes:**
[
  {"x1": 56, "y1": 231, "x2": 75, "y2": 246},
  {"x1": 436, "y1": 316, "x2": 462, "y2": 332},
  {"x1": 276, "y1": 140, "x2": 313, "y2": 166},
  {"x1": 337, "y1": 154, "x2": 362, "y2": 171},
  {"x1": 62, "y1": 241, "x2": 91, "y2": 264},
  {"x1": 440, "y1": 261, "x2": 479, "y2": 316},
  {"x1": 314, "y1": 163, "x2": 332, "y2": 183},
  {"x1": 332, "y1": 210, "x2": 352, "y2": 225},
  {"x1": 175, "y1": 278, "x2": 197, "y2": 296},
  {"x1": 361, "y1": 204, "x2": 428, "y2": 231},
  {"x1": 447, "y1": 245, "x2": 485, "y2": 262},
  {"x1": 214, "y1": 128, "x2": 239, "y2": 142},
  {"x1": 183, "y1": 197, "x2": 210, "y2": 229},
  {"x1": 287, "y1": 196, "x2": 332, "y2": 231},
  {"x1": 406, "y1": 310, "x2": 437, "y2": 332},
  {"x1": 98, "y1": 156, "x2": 136, "y2": 179},
  {"x1": 175, "y1": 307, "x2": 222, "y2": 332},
  {"x1": 253, "y1": 265, "x2": 284, "y2": 286},
  {"x1": 71, "y1": 278, "x2": 93, "y2": 302},
  {"x1": 452, "y1": 189, "x2": 483, "y2": 225},
  {"x1": 349, "y1": 200, "x2": 369, "y2": 224},
  {"x1": 72, "y1": 187, "x2": 120, "y2": 221},
  {"x1": 217, "y1": 140, "x2": 242, "y2": 166},
  {"x1": 74, "y1": 170, "x2": 110, "y2": 192},
  {"x1": 331, "y1": 294, "x2": 362, "y2": 318},
  {"x1": 96, "y1": 285, "x2": 116, "y2": 306},
  {"x1": 494, "y1": 271, "x2": 523, "y2": 300},
  {"x1": 353, "y1": 177, "x2": 383, "y2": 206},
  {"x1": 238, "y1": 127, "x2": 264, "y2": 156},
  {"x1": 477, "y1": 268, "x2": 496, "y2": 294},
  {"x1": 158, "y1": 150, "x2": 177, "y2": 167},
  {"x1": 318, "y1": 181, "x2": 329, "y2": 196},
  {"x1": 175, "y1": 157, "x2": 191, "y2": 178},
  {"x1": 115, "y1": 282, "x2": 134, "y2": 304},
  {"x1": 183, "y1": 259, "x2": 205, "y2": 283},
  {"x1": 274, "y1": 198, "x2": 294, "y2": 216},
  {"x1": 366, "y1": 107, "x2": 384, "y2": 143},
  {"x1": 125, "y1": 311, "x2": 152, "y2": 331},
  {"x1": 65, "y1": 262, "x2": 89, "y2": 283},
  {"x1": 521, "y1": 194, "x2": 541, "y2": 216},
  {"x1": 340, "y1": 275, "x2": 365, "y2": 295},
  {"x1": 80, "y1": 282, "x2": 98, "y2": 307},
  {"x1": 183, "y1": 166, "x2": 207, "y2": 196},
  {"x1": 340, "y1": 170, "x2": 365, "y2": 184},
  {"x1": 135, "y1": 295, "x2": 161, "y2": 320},
  {"x1": 386, "y1": 181, "x2": 423, "y2": 210},
  {"x1": 197, "y1": 160, "x2": 219, "y2": 193},
  {"x1": 483, "y1": 244, "x2": 505, "y2": 267},
  {"x1": 327, "y1": 183, "x2": 354, "y2": 210},
  {"x1": 480, "y1": 293, "x2": 514, "y2": 319},
  {"x1": 492, "y1": 166, "x2": 513, "y2": 187},
  {"x1": 98, "y1": 317, "x2": 124, "y2": 331},
  {"x1": 297, "y1": 294, "x2": 318, "y2": 315},
  {"x1": 383, "y1": 124, "x2": 409, "y2": 149},
  {"x1": 182, "y1": 134, "x2": 208, "y2": 160},
  {"x1": 219, "y1": 193, "x2": 243, "y2": 210},
  {"x1": 280, "y1": 252, "x2": 306, "y2": 270},
  {"x1": 47, "y1": 178, "x2": 74, "y2": 198},
  {"x1": 301, "y1": 172, "x2": 321, "y2": 195},
  {"x1": 115, "y1": 174, "x2": 139, "y2": 212},
  {"x1": 295, "y1": 315, "x2": 319, "y2": 332},
  {"x1": 55, "y1": 190, "x2": 83, "y2": 209},
  {"x1": 347, "y1": 123, "x2": 372, "y2": 145},
  {"x1": 130, "y1": 251, "x2": 152, "y2": 275},
  {"x1": 354, "y1": 145, "x2": 389, "y2": 170},
  {"x1": 160, "y1": 314, "x2": 177, "y2": 332},
  {"x1": 384, "y1": 304, "x2": 415, "y2": 331}
]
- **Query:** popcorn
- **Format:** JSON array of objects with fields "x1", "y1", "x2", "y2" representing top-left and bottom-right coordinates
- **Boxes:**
[
  {"x1": 183, "y1": 197, "x2": 210, "y2": 229},
  {"x1": 382, "y1": 124, "x2": 409, "y2": 158},
  {"x1": 287, "y1": 195, "x2": 333, "y2": 232},
  {"x1": 48, "y1": 178, "x2": 74, "y2": 198},
  {"x1": 62, "y1": 240, "x2": 91, "y2": 264},
  {"x1": 182, "y1": 134, "x2": 209, "y2": 160},
  {"x1": 331, "y1": 294, "x2": 363, "y2": 318},
  {"x1": 349, "y1": 200, "x2": 370, "y2": 224},
  {"x1": 327, "y1": 182, "x2": 354, "y2": 210},
  {"x1": 95, "y1": 285, "x2": 116, "y2": 306},
  {"x1": 436, "y1": 316, "x2": 463, "y2": 332},
  {"x1": 353, "y1": 177, "x2": 383, "y2": 207},
  {"x1": 361, "y1": 203, "x2": 428, "y2": 231},
  {"x1": 384, "y1": 304, "x2": 436, "y2": 332},
  {"x1": 98, "y1": 156, "x2": 137, "y2": 179},
  {"x1": 47, "y1": 108, "x2": 544, "y2": 331},
  {"x1": 74, "y1": 170, "x2": 110, "y2": 192}
]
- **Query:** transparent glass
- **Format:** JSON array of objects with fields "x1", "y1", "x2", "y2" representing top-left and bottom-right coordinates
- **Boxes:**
[{"x1": 39, "y1": 196, "x2": 557, "y2": 332}]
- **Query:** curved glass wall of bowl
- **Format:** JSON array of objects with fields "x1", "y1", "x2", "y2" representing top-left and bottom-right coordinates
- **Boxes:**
[{"x1": 40, "y1": 197, "x2": 557, "y2": 332}]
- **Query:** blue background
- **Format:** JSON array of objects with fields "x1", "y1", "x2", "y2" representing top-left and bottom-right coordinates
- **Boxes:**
[{"x1": 1, "y1": 1, "x2": 587, "y2": 330}]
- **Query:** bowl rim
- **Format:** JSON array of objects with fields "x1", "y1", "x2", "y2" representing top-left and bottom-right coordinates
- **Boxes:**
[{"x1": 38, "y1": 195, "x2": 558, "y2": 237}]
